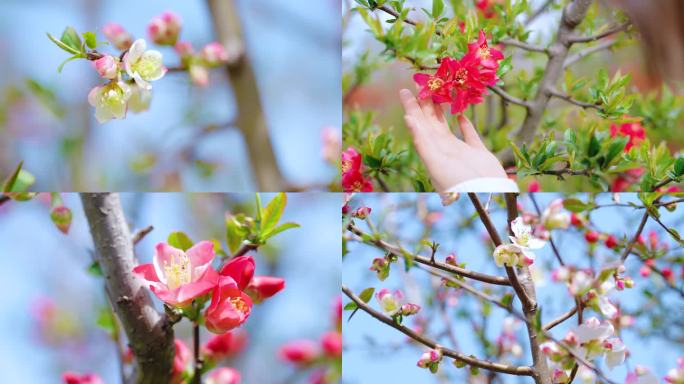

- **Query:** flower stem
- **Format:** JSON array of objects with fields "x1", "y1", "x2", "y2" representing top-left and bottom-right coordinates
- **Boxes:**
[{"x1": 192, "y1": 320, "x2": 201, "y2": 384}]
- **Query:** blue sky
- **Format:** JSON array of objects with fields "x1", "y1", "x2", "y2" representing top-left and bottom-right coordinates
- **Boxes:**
[
  {"x1": 0, "y1": 0, "x2": 340, "y2": 191},
  {"x1": 0, "y1": 192, "x2": 341, "y2": 383},
  {"x1": 343, "y1": 193, "x2": 684, "y2": 383}
]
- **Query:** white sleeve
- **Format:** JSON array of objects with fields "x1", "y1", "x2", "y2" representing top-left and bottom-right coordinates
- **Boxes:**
[{"x1": 445, "y1": 177, "x2": 519, "y2": 193}]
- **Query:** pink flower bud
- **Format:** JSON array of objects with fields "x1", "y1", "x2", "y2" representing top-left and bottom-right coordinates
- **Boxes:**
[
  {"x1": 202, "y1": 330, "x2": 248, "y2": 361},
  {"x1": 172, "y1": 339, "x2": 190, "y2": 382},
  {"x1": 639, "y1": 265, "x2": 651, "y2": 277},
  {"x1": 174, "y1": 41, "x2": 194, "y2": 58},
  {"x1": 102, "y1": 23, "x2": 132, "y2": 50},
  {"x1": 352, "y1": 206, "x2": 371, "y2": 219},
  {"x1": 400, "y1": 303, "x2": 421, "y2": 316},
  {"x1": 201, "y1": 42, "x2": 229, "y2": 66},
  {"x1": 62, "y1": 372, "x2": 104, "y2": 384},
  {"x1": 279, "y1": 340, "x2": 319, "y2": 365},
  {"x1": 50, "y1": 205, "x2": 72, "y2": 234},
  {"x1": 148, "y1": 11, "x2": 182, "y2": 45},
  {"x1": 445, "y1": 253, "x2": 457, "y2": 265},
  {"x1": 93, "y1": 55, "x2": 119, "y2": 80},
  {"x1": 245, "y1": 276, "x2": 285, "y2": 303},
  {"x1": 320, "y1": 331, "x2": 342, "y2": 358},
  {"x1": 616, "y1": 279, "x2": 625, "y2": 291}
]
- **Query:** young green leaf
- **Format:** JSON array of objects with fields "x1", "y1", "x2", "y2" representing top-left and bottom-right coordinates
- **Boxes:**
[
  {"x1": 225, "y1": 216, "x2": 246, "y2": 254},
  {"x1": 263, "y1": 222, "x2": 300, "y2": 240},
  {"x1": 82, "y1": 31, "x2": 97, "y2": 49},
  {"x1": 46, "y1": 32, "x2": 82, "y2": 55},
  {"x1": 167, "y1": 231, "x2": 194, "y2": 251},
  {"x1": 60, "y1": 27, "x2": 83, "y2": 53},
  {"x1": 2, "y1": 161, "x2": 23, "y2": 192},
  {"x1": 359, "y1": 287, "x2": 375, "y2": 303},
  {"x1": 261, "y1": 192, "x2": 287, "y2": 236}
]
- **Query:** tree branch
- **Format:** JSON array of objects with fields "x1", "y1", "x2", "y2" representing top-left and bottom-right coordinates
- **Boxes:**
[
  {"x1": 563, "y1": 38, "x2": 620, "y2": 68},
  {"x1": 500, "y1": 38, "x2": 548, "y2": 54},
  {"x1": 206, "y1": 0, "x2": 286, "y2": 191},
  {"x1": 347, "y1": 223, "x2": 511, "y2": 286},
  {"x1": 342, "y1": 285, "x2": 535, "y2": 376},
  {"x1": 80, "y1": 193, "x2": 174, "y2": 384},
  {"x1": 567, "y1": 22, "x2": 631, "y2": 43}
]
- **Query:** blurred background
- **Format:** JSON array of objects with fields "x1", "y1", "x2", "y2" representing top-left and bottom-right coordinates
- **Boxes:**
[
  {"x1": 0, "y1": 0, "x2": 341, "y2": 191},
  {"x1": 343, "y1": 193, "x2": 684, "y2": 383},
  {"x1": 0, "y1": 192, "x2": 341, "y2": 383}
]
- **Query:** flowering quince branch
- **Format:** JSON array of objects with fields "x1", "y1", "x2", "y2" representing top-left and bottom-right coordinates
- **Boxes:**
[
  {"x1": 342, "y1": 285, "x2": 536, "y2": 376},
  {"x1": 343, "y1": 192, "x2": 684, "y2": 382}
]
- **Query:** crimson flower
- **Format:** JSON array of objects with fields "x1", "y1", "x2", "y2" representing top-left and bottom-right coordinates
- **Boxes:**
[
  {"x1": 468, "y1": 30, "x2": 504, "y2": 70},
  {"x1": 133, "y1": 241, "x2": 218, "y2": 307},
  {"x1": 610, "y1": 120, "x2": 646, "y2": 151},
  {"x1": 204, "y1": 275, "x2": 253, "y2": 334},
  {"x1": 279, "y1": 340, "x2": 320, "y2": 365},
  {"x1": 203, "y1": 330, "x2": 248, "y2": 360},
  {"x1": 414, "y1": 57, "x2": 458, "y2": 104},
  {"x1": 447, "y1": 52, "x2": 489, "y2": 114},
  {"x1": 341, "y1": 147, "x2": 373, "y2": 192}
]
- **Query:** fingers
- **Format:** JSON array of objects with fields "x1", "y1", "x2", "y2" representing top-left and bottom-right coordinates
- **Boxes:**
[
  {"x1": 457, "y1": 114, "x2": 485, "y2": 149},
  {"x1": 399, "y1": 88, "x2": 425, "y2": 122}
]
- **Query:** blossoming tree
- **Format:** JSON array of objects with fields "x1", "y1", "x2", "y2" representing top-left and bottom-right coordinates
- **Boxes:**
[
  {"x1": 342, "y1": 192, "x2": 684, "y2": 383},
  {"x1": 342, "y1": 0, "x2": 684, "y2": 192}
]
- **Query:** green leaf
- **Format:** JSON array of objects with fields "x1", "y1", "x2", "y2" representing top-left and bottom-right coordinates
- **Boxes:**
[
  {"x1": 432, "y1": 0, "x2": 444, "y2": 17},
  {"x1": 563, "y1": 198, "x2": 592, "y2": 213},
  {"x1": 46, "y1": 32, "x2": 82, "y2": 55},
  {"x1": 255, "y1": 194, "x2": 263, "y2": 224},
  {"x1": 344, "y1": 302, "x2": 358, "y2": 311},
  {"x1": 87, "y1": 260, "x2": 103, "y2": 277},
  {"x1": 96, "y1": 307, "x2": 116, "y2": 336},
  {"x1": 167, "y1": 231, "x2": 194, "y2": 251},
  {"x1": 225, "y1": 216, "x2": 246, "y2": 254},
  {"x1": 261, "y1": 193, "x2": 287, "y2": 236},
  {"x1": 60, "y1": 27, "x2": 83, "y2": 52},
  {"x1": 263, "y1": 222, "x2": 300, "y2": 240},
  {"x1": 2, "y1": 161, "x2": 23, "y2": 192},
  {"x1": 82, "y1": 31, "x2": 97, "y2": 49},
  {"x1": 359, "y1": 287, "x2": 375, "y2": 303},
  {"x1": 674, "y1": 157, "x2": 684, "y2": 176}
]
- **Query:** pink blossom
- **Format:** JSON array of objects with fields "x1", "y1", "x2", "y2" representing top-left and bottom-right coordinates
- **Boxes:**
[
  {"x1": 204, "y1": 276, "x2": 253, "y2": 334},
  {"x1": 206, "y1": 367, "x2": 241, "y2": 384},
  {"x1": 102, "y1": 23, "x2": 132, "y2": 50},
  {"x1": 172, "y1": 339, "x2": 191, "y2": 384},
  {"x1": 174, "y1": 41, "x2": 194, "y2": 58},
  {"x1": 132, "y1": 241, "x2": 218, "y2": 307},
  {"x1": 352, "y1": 206, "x2": 371, "y2": 219},
  {"x1": 245, "y1": 275, "x2": 285, "y2": 303},
  {"x1": 320, "y1": 331, "x2": 342, "y2": 358},
  {"x1": 416, "y1": 349, "x2": 442, "y2": 373},
  {"x1": 203, "y1": 330, "x2": 248, "y2": 361},
  {"x1": 148, "y1": 11, "x2": 182, "y2": 45}
]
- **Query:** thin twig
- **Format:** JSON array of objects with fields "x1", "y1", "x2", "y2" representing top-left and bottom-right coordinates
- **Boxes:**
[
  {"x1": 132, "y1": 225, "x2": 154, "y2": 245},
  {"x1": 548, "y1": 89, "x2": 601, "y2": 110},
  {"x1": 567, "y1": 22, "x2": 631, "y2": 44}
]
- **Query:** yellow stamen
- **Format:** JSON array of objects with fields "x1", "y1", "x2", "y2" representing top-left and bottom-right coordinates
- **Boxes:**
[
  {"x1": 163, "y1": 251, "x2": 191, "y2": 290},
  {"x1": 230, "y1": 297, "x2": 249, "y2": 313},
  {"x1": 427, "y1": 77, "x2": 444, "y2": 91}
]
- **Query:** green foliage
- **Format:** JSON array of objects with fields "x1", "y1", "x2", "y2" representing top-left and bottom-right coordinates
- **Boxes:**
[{"x1": 167, "y1": 231, "x2": 194, "y2": 251}]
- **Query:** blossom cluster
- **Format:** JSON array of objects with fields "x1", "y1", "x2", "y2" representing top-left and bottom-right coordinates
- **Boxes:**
[
  {"x1": 492, "y1": 217, "x2": 546, "y2": 268},
  {"x1": 78, "y1": 11, "x2": 229, "y2": 123},
  {"x1": 376, "y1": 288, "x2": 421, "y2": 321},
  {"x1": 278, "y1": 296, "x2": 342, "y2": 384},
  {"x1": 341, "y1": 147, "x2": 373, "y2": 192},
  {"x1": 541, "y1": 317, "x2": 627, "y2": 383},
  {"x1": 413, "y1": 30, "x2": 504, "y2": 114},
  {"x1": 133, "y1": 241, "x2": 284, "y2": 333}
]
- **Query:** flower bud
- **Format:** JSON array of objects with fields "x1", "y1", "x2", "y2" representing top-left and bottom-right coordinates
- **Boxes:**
[
  {"x1": 50, "y1": 205, "x2": 72, "y2": 234},
  {"x1": 352, "y1": 206, "x2": 371, "y2": 219},
  {"x1": 320, "y1": 331, "x2": 342, "y2": 358},
  {"x1": 604, "y1": 234, "x2": 618, "y2": 249},
  {"x1": 93, "y1": 55, "x2": 119, "y2": 80},
  {"x1": 62, "y1": 372, "x2": 104, "y2": 384},
  {"x1": 102, "y1": 23, "x2": 132, "y2": 50},
  {"x1": 201, "y1": 42, "x2": 230, "y2": 66},
  {"x1": 205, "y1": 368, "x2": 241, "y2": 384},
  {"x1": 174, "y1": 41, "x2": 194, "y2": 59},
  {"x1": 445, "y1": 253, "x2": 457, "y2": 265},
  {"x1": 148, "y1": 11, "x2": 182, "y2": 45},
  {"x1": 400, "y1": 303, "x2": 421, "y2": 316},
  {"x1": 245, "y1": 276, "x2": 285, "y2": 303},
  {"x1": 584, "y1": 231, "x2": 599, "y2": 243},
  {"x1": 202, "y1": 330, "x2": 248, "y2": 361},
  {"x1": 279, "y1": 340, "x2": 319, "y2": 365},
  {"x1": 417, "y1": 349, "x2": 442, "y2": 373},
  {"x1": 189, "y1": 64, "x2": 209, "y2": 87}
]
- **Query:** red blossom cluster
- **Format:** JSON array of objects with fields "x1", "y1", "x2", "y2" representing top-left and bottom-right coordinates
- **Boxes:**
[
  {"x1": 610, "y1": 119, "x2": 646, "y2": 152},
  {"x1": 413, "y1": 30, "x2": 504, "y2": 114},
  {"x1": 341, "y1": 147, "x2": 373, "y2": 192}
]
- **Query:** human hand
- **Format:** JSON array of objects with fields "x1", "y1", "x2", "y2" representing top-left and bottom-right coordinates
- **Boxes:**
[{"x1": 399, "y1": 88, "x2": 509, "y2": 192}]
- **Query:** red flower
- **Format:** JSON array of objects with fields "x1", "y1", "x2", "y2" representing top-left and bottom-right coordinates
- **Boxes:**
[
  {"x1": 584, "y1": 231, "x2": 600, "y2": 243},
  {"x1": 605, "y1": 235, "x2": 618, "y2": 249},
  {"x1": 447, "y1": 52, "x2": 489, "y2": 114},
  {"x1": 219, "y1": 256, "x2": 255, "y2": 291},
  {"x1": 206, "y1": 368, "x2": 241, "y2": 384},
  {"x1": 476, "y1": 0, "x2": 497, "y2": 18},
  {"x1": 245, "y1": 276, "x2": 285, "y2": 303},
  {"x1": 468, "y1": 30, "x2": 504, "y2": 70},
  {"x1": 203, "y1": 330, "x2": 248, "y2": 361},
  {"x1": 414, "y1": 57, "x2": 458, "y2": 104},
  {"x1": 527, "y1": 180, "x2": 540, "y2": 193},
  {"x1": 610, "y1": 121, "x2": 645, "y2": 151},
  {"x1": 341, "y1": 147, "x2": 374, "y2": 192},
  {"x1": 279, "y1": 340, "x2": 319, "y2": 365},
  {"x1": 205, "y1": 276, "x2": 253, "y2": 334},
  {"x1": 62, "y1": 373, "x2": 103, "y2": 384}
]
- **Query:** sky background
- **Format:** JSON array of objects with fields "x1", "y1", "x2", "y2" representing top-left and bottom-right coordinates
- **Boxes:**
[
  {"x1": 0, "y1": 0, "x2": 340, "y2": 191},
  {"x1": 343, "y1": 193, "x2": 684, "y2": 383},
  {"x1": 0, "y1": 192, "x2": 341, "y2": 383}
]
